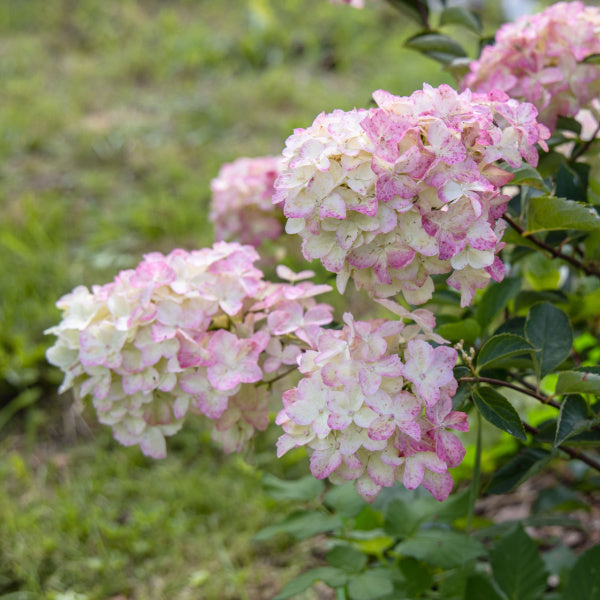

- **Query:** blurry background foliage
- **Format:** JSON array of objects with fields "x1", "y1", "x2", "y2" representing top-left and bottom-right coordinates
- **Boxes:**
[{"x1": 0, "y1": 1, "x2": 455, "y2": 598}]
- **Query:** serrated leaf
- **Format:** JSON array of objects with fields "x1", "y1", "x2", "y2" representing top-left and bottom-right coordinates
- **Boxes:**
[
  {"x1": 475, "y1": 278, "x2": 521, "y2": 330},
  {"x1": 555, "y1": 395, "x2": 591, "y2": 447},
  {"x1": 347, "y1": 569, "x2": 394, "y2": 600},
  {"x1": 253, "y1": 511, "x2": 342, "y2": 542},
  {"x1": 473, "y1": 387, "x2": 527, "y2": 441},
  {"x1": 262, "y1": 474, "x2": 324, "y2": 501},
  {"x1": 404, "y1": 32, "x2": 467, "y2": 65},
  {"x1": 476, "y1": 334, "x2": 536, "y2": 372},
  {"x1": 394, "y1": 529, "x2": 486, "y2": 569},
  {"x1": 326, "y1": 545, "x2": 367, "y2": 573},
  {"x1": 490, "y1": 525, "x2": 548, "y2": 600},
  {"x1": 561, "y1": 543, "x2": 600, "y2": 600},
  {"x1": 525, "y1": 196, "x2": 600, "y2": 234},
  {"x1": 525, "y1": 302, "x2": 573, "y2": 379},
  {"x1": 556, "y1": 369, "x2": 600, "y2": 395},
  {"x1": 437, "y1": 317, "x2": 480, "y2": 345},
  {"x1": 274, "y1": 567, "x2": 348, "y2": 600},
  {"x1": 439, "y1": 6, "x2": 481, "y2": 33},
  {"x1": 504, "y1": 163, "x2": 550, "y2": 192},
  {"x1": 486, "y1": 448, "x2": 554, "y2": 494}
]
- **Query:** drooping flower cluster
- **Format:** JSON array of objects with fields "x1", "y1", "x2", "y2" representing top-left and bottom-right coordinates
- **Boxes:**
[
  {"x1": 210, "y1": 156, "x2": 283, "y2": 247},
  {"x1": 461, "y1": 1, "x2": 600, "y2": 131},
  {"x1": 46, "y1": 242, "x2": 333, "y2": 458},
  {"x1": 276, "y1": 300, "x2": 468, "y2": 502},
  {"x1": 274, "y1": 84, "x2": 549, "y2": 306}
]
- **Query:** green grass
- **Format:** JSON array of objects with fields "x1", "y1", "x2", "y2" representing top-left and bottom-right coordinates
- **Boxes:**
[{"x1": 0, "y1": 1, "x2": 450, "y2": 597}]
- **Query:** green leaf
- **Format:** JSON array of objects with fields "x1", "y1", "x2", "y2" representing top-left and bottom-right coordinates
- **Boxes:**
[
  {"x1": 561, "y1": 543, "x2": 600, "y2": 600},
  {"x1": 404, "y1": 32, "x2": 467, "y2": 65},
  {"x1": 326, "y1": 545, "x2": 367, "y2": 574},
  {"x1": 386, "y1": 0, "x2": 429, "y2": 27},
  {"x1": 324, "y1": 483, "x2": 366, "y2": 518},
  {"x1": 556, "y1": 162, "x2": 590, "y2": 203},
  {"x1": 583, "y1": 53, "x2": 600, "y2": 64},
  {"x1": 525, "y1": 302, "x2": 573, "y2": 379},
  {"x1": 486, "y1": 448, "x2": 555, "y2": 494},
  {"x1": 476, "y1": 334, "x2": 536, "y2": 372},
  {"x1": 347, "y1": 569, "x2": 394, "y2": 600},
  {"x1": 555, "y1": 395, "x2": 592, "y2": 447},
  {"x1": 475, "y1": 278, "x2": 521, "y2": 330},
  {"x1": 253, "y1": 511, "x2": 342, "y2": 542},
  {"x1": 473, "y1": 387, "x2": 527, "y2": 441},
  {"x1": 556, "y1": 369, "x2": 600, "y2": 395},
  {"x1": 383, "y1": 498, "x2": 422, "y2": 539},
  {"x1": 555, "y1": 116, "x2": 582, "y2": 136},
  {"x1": 439, "y1": 6, "x2": 481, "y2": 33},
  {"x1": 525, "y1": 196, "x2": 600, "y2": 234},
  {"x1": 261, "y1": 474, "x2": 324, "y2": 501},
  {"x1": 274, "y1": 567, "x2": 348, "y2": 600},
  {"x1": 465, "y1": 574, "x2": 505, "y2": 600},
  {"x1": 437, "y1": 317, "x2": 480, "y2": 346},
  {"x1": 503, "y1": 163, "x2": 550, "y2": 192},
  {"x1": 490, "y1": 525, "x2": 548, "y2": 600},
  {"x1": 396, "y1": 557, "x2": 434, "y2": 597},
  {"x1": 394, "y1": 529, "x2": 487, "y2": 569}
]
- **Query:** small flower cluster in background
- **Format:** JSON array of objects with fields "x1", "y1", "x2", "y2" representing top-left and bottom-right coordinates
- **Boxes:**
[
  {"x1": 46, "y1": 242, "x2": 333, "y2": 458},
  {"x1": 210, "y1": 156, "x2": 283, "y2": 247},
  {"x1": 274, "y1": 84, "x2": 549, "y2": 306},
  {"x1": 276, "y1": 301, "x2": 467, "y2": 501},
  {"x1": 461, "y1": 1, "x2": 600, "y2": 131}
]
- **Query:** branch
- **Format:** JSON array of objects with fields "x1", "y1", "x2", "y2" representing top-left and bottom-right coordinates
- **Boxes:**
[
  {"x1": 503, "y1": 213, "x2": 600, "y2": 278},
  {"x1": 523, "y1": 422, "x2": 600, "y2": 474},
  {"x1": 460, "y1": 375, "x2": 561, "y2": 409}
]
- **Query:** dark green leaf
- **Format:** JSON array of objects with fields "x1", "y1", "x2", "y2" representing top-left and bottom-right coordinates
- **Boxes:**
[
  {"x1": 386, "y1": 0, "x2": 429, "y2": 27},
  {"x1": 347, "y1": 569, "x2": 394, "y2": 600},
  {"x1": 394, "y1": 529, "x2": 486, "y2": 569},
  {"x1": 555, "y1": 395, "x2": 592, "y2": 447},
  {"x1": 384, "y1": 498, "x2": 422, "y2": 539},
  {"x1": 555, "y1": 116, "x2": 582, "y2": 135},
  {"x1": 494, "y1": 316, "x2": 526, "y2": 337},
  {"x1": 514, "y1": 290, "x2": 568, "y2": 313},
  {"x1": 561, "y1": 543, "x2": 600, "y2": 600},
  {"x1": 490, "y1": 525, "x2": 548, "y2": 600},
  {"x1": 327, "y1": 545, "x2": 367, "y2": 574},
  {"x1": 525, "y1": 302, "x2": 573, "y2": 379},
  {"x1": 583, "y1": 53, "x2": 600, "y2": 64},
  {"x1": 534, "y1": 485, "x2": 588, "y2": 514},
  {"x1": 525, "y1": 196, "x2": 600, "y2": 234},
  {"x1": 396, "y1": 558, "x2": 434, "y2": 596},
  {"x1": 437, "y1": 317, "x2": 480, "y2": 346},
  {"x1": 503, "y1": 163, "x2": 550, "y2": 192},
  {"x1": 476, "y1": 334, "x2": 536, "y2": 372},
  {"x1": 556, "y1": 162, "x2": 590, "y2": 203},
  {"x1": 404, "y1": 32, "x2": 467, "y2": 65},
  {"x1": 475, "y1": 278, "x2": 521, "y2": 330},
  {"x1": 274, "y1": 567, "x2": 348, "y2": 600},
  {"x1": 439, "y1": 6, "x2": 481, "y2": 33},
  {"x1": 473, "y1": 387, "x2": 527, "y2": 441},
  {"x1": 556, "y1": 370, "x2": 600, "y2": 395},
  {"x1": 486, "y1": 448, "x2": 555, "y2": 494},
  {"x1": 253, "y1": 511, "x2": 342, "y2": 542},
  {"x1": 465, "y1": 574, "x2": 505, "y2": 600},
  {"x1": 262, "y1": 474, "x2": 324, "y2": 501}
]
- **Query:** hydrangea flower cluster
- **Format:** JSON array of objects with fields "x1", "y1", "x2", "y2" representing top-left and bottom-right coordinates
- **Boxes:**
[
  {"x1": 461, "y1": 1, "x2": 600, "y2": 131},
  {"x1": 274, "y1": 84, "x2": 549, "y2": 306},
  {"x1": 46, "y1": 242, "x2": 333, "y2": 458},
  {"x1": 210, "y1": 156, "x2": 283, "y2": 247},
  {"x1": 276, "y1": 300, "x2": 468, "y2": 502}
]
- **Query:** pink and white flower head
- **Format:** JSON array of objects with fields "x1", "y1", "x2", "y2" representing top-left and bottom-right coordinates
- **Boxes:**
[
  {"x1": 275, "y1": 85, "x2": 549, "y2": 306},
  {"x1": 46, "y1": 242, "x2": 333, "y2": 458},
  {"x1": 275, "y1": 302, "x2": 468, "y2": 502},
  {"x1": 210, "y1": 156, "x2": 283, "y2": 247},
  {"x1": 461, "y1": 1, "x2": 600, "y2": 132}
]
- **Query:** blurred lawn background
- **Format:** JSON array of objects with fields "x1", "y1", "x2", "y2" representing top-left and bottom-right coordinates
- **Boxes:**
[{"x1": 0, "y1": 1, "x2": 465, "y2": 598}]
